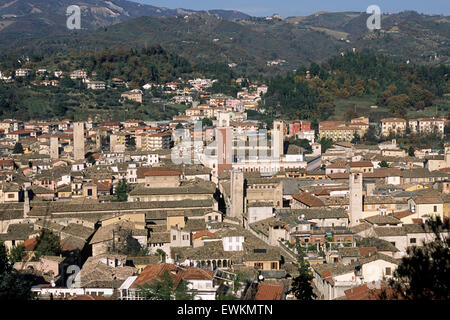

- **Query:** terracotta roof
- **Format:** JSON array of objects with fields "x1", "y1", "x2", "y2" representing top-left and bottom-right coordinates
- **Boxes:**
[
  {"x1": 292, "y1": 192, "x2": 325, "y2": 207},
  {"x1": 380, "y1": 118, "x2": 406, "y2": 123},
  {"x1": 359, "y1": 247, "x2": 377, "y2": 257},
  {"x1": 179, "y1": 268, "x2": 214, "y2": 281},
  {"x1": 143, "y1": 168, "x2": 182, "y2": 176},
  {"x1": 24, "y1": 237, "x2": 38, "y2": 251},
  {"x1": 394, "y1": 210, "x2": 414, "y2": 219},
  {"x1": 326, "y1": 162, "x2": 347, "y2": 169},
  {"x1": 344, "y1": 283, "x2": 397, "y2": 300},
  {"x1": 130, "y1": 264, "x2": 214, "y2": 289},
  {"x1": 131, "y1": 263, "x2": 179, "y2": 289},
  {"x1": 254, "y1": 283, "x2": 284, "y2": 300},
  {"x1": 0, "y1": 160, "x2": 14, "y2": 166},
  {"x1": 95, "y1": 181, "x2": 112, "y2": 191},
  {"x1": 413, "y1": 196, "x2": 443, "y2": 204},
  {"x1": 193, "y1": 230, "x2": 217, "y2": 240},
  {"x1": 327, "y1": 172, "x2": 350, "y2": 180},
  {"x1": 350, "y1": 161, "x2": 373, "y2": 168},
  {"x1": 364, "y1": 215, "x2": 401, "y2": 225}
]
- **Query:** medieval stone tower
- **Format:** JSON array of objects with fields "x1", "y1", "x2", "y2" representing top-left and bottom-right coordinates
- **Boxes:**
[
  {"x1": 349, "y1": 173, "x2": 363, "y2": 227},
  {"x1": 230, "y1": 169, "x2": 244, "y2": 219},
  {"x1": 272, "y1": 120, "x2": 284, "y2": 160},
  {"x1": 96, "y1": 129, "x2": 102, "y2": 151},
  {"x1": 50, "y1": 136, "x2": 59, "y2": 160},
  {"x1": 216, "y1": 127, "x2": 233, "y2": 174},
  {"x1": 73, "y1": 122, "x2": 85, "y2": 161}
]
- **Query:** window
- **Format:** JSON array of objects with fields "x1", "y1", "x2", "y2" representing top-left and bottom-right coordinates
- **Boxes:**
[
  {"x1": 173, "y1": 235, "x2": 176, "y2": 241},
  {"x1": 410, "y1": 238, "x2": 416, "y2": 244},
  {"x1": 271, "y1": 262, "x2": 278, "y2": 270},
  {"x1": 385, "y1": 267, "x2": 391, "y2": 276},
  {"x1": 434, "y1": 206, "x2": 437, "y2": 212},
  {"x1": 87, "y1": 189, "x2": 93, "y2": 196},
  {"x1": 8, "y1": 194, "x2": 14, "y2": 199},
  {"x1": 254, "y1": 263, "x2": 263, "y2": 270}
]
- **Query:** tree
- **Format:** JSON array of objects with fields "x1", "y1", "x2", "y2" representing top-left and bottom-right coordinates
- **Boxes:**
[
  {"x1": 87, "y1": 154, "x2": 96, "y2": 165},
  {"x1": 34, "y1": 229, "x2": 60, "y2": 260},
  {"x1": 126, "y1": 137, "x2": 136, "y2": 151},
  {"x1": 8, "y1": 244, "x2": 24, "y2": 264},
  {"x1": 155, "y1": 249, "x2": 166, "y2": 263},
  {"x1": 175, "y1": 122, "x2": 184, "y2": 130},
  {"x1": 288, "y1": 138, "x2": 312, "y2": 153},
  {"x1": 136, "y1": 270, "x2": 196, "y2": 300},
  {"x1": 363, "y1": 124, "x2": 378, "y2": 144},
  {"x1": 0, "y1": 241, "x2": 34, "y2": 300},
  {"x1": 351, "y1": 132, "x2": 361, "y2": 144},
  {"x1": 0, "y1": 241, "x2": 9, "y2": 274},
  {"x1": 408, "y1": 146, "x2": 415, "y2": 157},
  {"x1": 319, "y1": 137, "x2": 334, "y2": 154},
  {"x1": 379, "y1": 160, "x2": 389, "y2": 168},
  {"x1": 289, "y1": 239, "x2": 317, "y2": 300},
  {"x1": 201, "y1": 118, "x2": 213, "y2": 127},
  {"x1": 115, "y1": 178, "x2": 130, "y2": 202},
  {"x1": 384, "y1": 217, "x2": 450, "y2": 300},
  {"x1": 13, "y1": 142, "x2": 24, "y2": 154}
]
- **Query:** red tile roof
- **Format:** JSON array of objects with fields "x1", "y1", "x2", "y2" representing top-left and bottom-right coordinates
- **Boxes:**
[
  {"x1": 254, "y1": 283, "x2": 284, "y2": 300},
  {"x1": 292, "y1": 192, "x2": 325, "y2": 207},
  {"x1": 413, "y1": 196, "x2": 443, "y2": 204},
  {"x1": 0, "y1": 160, "x2": 14, "y2": 166},
  {"x1": 359, "y1": 247, "x2": 377, "y2": 257},
  {"x1": 350, "y1": 161, "x2": 373, "y2": 168},
  {"x1": 131, "y1": 264, "x2": 214, "y2": 289},
  {"x1": 394, "y1": 210, "x2": 414, "y2": 219},
  {"x1": 326, "y1": 162, "x2": 347, "y2": 169},
  {"x1": 193, "y1": 230, "x2": 217, "y2": 240},
  {"x1": 131, "y1": 263, "x2": 180, "y2": 289},
  {"x1": 143, "y1": 168, "x2": 182, "y2": 177},
  {"x1": 321, "y1": 270, "x2": 334, "y2": 286},
  {"x1": 344, "y1": 283, "x2": 403, "y2": 300},
  {"x1": 327, "y1": 172, "x2": 350, "y2": 180},
  {"x1": 24, "y1": 237, "x2": 38, "y2": 251}
]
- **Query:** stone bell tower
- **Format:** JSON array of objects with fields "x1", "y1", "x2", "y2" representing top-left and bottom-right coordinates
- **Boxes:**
[{"x1": 349, "y1": 173, "x2": 363, "y2": 227}]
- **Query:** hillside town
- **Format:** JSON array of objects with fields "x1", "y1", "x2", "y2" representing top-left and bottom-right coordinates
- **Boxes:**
[{"x1": 0, "y1": 61, "x2": 449, "y2": 301}]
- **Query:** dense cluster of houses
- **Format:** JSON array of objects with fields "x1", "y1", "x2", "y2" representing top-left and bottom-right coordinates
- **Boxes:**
[
  {"x1": 0, "y1": 66, "x2": 448, "y2": 301},
  {"x1": 0, "y1": 113, "x2": 448, "y2": 300},
  {"x1": 1, "y1": 67, "x2": 268, "y2": 110},
  {"x1": 319, "y1": 116, "x2": 447, "y2": 142}
]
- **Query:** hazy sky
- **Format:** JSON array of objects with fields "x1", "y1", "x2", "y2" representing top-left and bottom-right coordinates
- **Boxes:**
[{"x1": 135, "y1": 0, "x2": 450, "y2": 17}]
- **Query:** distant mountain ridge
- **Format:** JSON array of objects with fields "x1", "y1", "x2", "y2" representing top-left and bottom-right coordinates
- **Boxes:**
[
  {"x1": 0, "y1": 0, "x2": 251, "y2": 35},
  {"x1": 0, "y1": 2, "x2": 448, "y2": 72}
]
